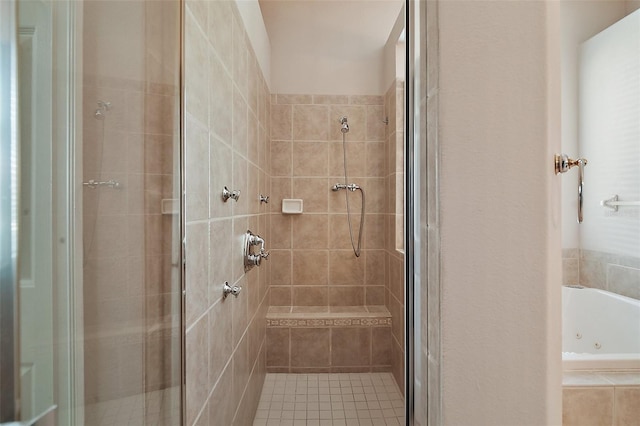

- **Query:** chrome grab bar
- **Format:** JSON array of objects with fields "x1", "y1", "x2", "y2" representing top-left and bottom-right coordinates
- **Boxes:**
[
  {"x1": 555, "y1": 154, "x2": 588, "y2": 223},
  {"x1": 601, "y1": 195, "x2": 640, "y2": 212}
]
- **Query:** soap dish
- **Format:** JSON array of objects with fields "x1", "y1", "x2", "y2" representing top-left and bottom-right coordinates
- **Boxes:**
[{"x1": 282, "y1": 199, "x2": 303, "y2": 214}]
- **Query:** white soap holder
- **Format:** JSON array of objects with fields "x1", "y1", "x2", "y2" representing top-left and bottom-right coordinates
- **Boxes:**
[
  {"x1": 282, "y1": 199, "x2": 303, "y2": 214},
  {"x1": 161, "y1": 199, "x2": 179, "y2": 215}
]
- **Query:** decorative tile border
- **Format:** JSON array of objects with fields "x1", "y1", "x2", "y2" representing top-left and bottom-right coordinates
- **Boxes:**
[{"x1": 266, "y1": 317, "x2": 392, "y2": 328}]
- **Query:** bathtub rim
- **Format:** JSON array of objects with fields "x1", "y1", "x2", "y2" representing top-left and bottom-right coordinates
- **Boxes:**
[{"x1": 563, "y1": 352, "x2": 640, "y2": 371}]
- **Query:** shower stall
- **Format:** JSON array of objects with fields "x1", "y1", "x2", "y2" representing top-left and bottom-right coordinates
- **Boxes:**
[{"x1": 1, "y1": 0, "x2": 437, "y2": 425}]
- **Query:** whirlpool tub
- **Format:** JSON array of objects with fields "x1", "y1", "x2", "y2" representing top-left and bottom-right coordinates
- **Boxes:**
[{"x1": 562, "y1": 285, "x2": 640, "y2": 371}]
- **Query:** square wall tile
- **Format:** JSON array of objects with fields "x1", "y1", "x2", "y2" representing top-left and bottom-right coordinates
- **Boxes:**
[
  {"x1": 269, "y1": 215, "x2": 292, "y2": 249},
  {"x1": 266, "y1": 328, "x2": 290, "y2": 367},
  {"x1": 270, "y1": 286, "x2": 292, "y2": 306},
  {"x1": 292, "y1": 215, "x2": 329, "y2": 249},
  {"x1": 293, "y1": 105, "x2": 329, "y2": 140},
  {"x1": 329, "y1": 251, "x2": 365, "y2": 286},
  {"x1": 331, "y1": 328, "x2": 371, "y2": 367},
  {"x1": 372, "y1": 327, "x2": 392, "y2": 366},
  {"x1": 271, "y1": 104, "x2": 293, "y2": 140},
  {"x1": 293, "y1": 142, "x2": 329, "y2": 177},
  {"x1": 329, "y1": 286, "x2": 365, "y2": 306},
  {"x1": 292, "y1": 178, "x2": 329, "y2": 213},
  {"x1": 269, "y1": 250, "x2": 292, "y2": 286},
  {"x1": 291, "y1": 328, "x2": 330, "y2": 367},
  {"x1": 292, "y1": 251, "x2": 328, "y2": 286},
  {"x1": 270, "y1": 140, "x2": 292, "y2": 177},
  {"x1": 563, "y1": 387, "x2": 614, "y2": 426},
  {"x1": 614, "y1": 387, "x2": 640, "y2": 425},
  {"x1": 293, "y1": 286, "x2": 329, "y2": 306}
]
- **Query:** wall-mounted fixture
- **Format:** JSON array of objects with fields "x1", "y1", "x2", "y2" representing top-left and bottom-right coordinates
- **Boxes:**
[
  {"x1": 282, "y1": 199, "x2": 303, "y2": 214},
  {"x1": 94, "y1": 100, "x2": 111, "y2": 120},
  {"x1": 161, "y1": 199, "x2": 179, "y2": 215},
  {"x1": 222, "y1": 281, "x2": 242, "y2": 299},
  {"x1": 222, "y1": 186, "x2": 240, "y2": 202},
  {"x1": 601, "y1": 194, "x2": 640, "y2": 212},
  {"x1": 555, "y1": 153, "x2": 588, "y2": 223},
  {"x1": 82, "y1": 179, "x2": 121, "y2": 189},
  {"x1": 244, "y1": 230, "x2": 269, "y2": 271}
]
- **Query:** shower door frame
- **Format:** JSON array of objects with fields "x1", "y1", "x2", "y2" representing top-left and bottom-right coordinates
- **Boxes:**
[{"x1": 405, "y1": 0, "x2": 441, "y2": 425}]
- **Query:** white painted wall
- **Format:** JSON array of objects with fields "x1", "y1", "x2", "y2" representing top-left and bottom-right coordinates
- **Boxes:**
[
  {"x1": 236, "y1": 0, "x2": 271, "y2": 87},
  {"x1": 260, "y1": 0, "x2": 403, "y2": 95},
  {"x1": 438, "y1": 1, "x2": 562, "y2": 424},
  {"x1": 383, "y1": 6, "x2": 405, "y2": 89},
  {"x1": 560, "y1": 0, "x2": 628, "y2": 249}
]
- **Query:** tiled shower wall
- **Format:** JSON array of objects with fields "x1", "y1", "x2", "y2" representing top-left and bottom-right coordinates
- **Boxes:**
[
  {"x1": 184, "y1": 1, "x2": 271, "y2": 425},
  {"x1": 384, "y1": 79, "x2": 406, "y2": 394},
  {"x1": 82, "y1": 0, "x2": 180, "y2": 403},
  {"x1": 268, "y1": 94, "x2": 388, "y2": 307},
  {"x1": 562, "y1": 249, "x2": 640, "y2": 299}
]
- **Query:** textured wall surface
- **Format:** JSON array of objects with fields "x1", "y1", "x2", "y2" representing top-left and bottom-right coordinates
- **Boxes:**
[{"x1": 438, "y1": 1, "x2": 562, "y2": 424}]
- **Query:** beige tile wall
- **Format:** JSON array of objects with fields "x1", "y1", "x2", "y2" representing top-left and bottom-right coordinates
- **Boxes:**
[
  {"x1": 563, "y1": 385, "x2": 640, "y2": 425},
  {"x1": 562, "y1": 248, "x2": 640, "y2": 300},
  {"x1": 384, "y1": 80, "x2": 406, "y2": 394},
  {"x1": 269, "y1": 94, "x2": 388, "y2": 308},
  {"x1": 184, "y1": 1, "x2": 271, "y2": 425},
  {"x1": 82, "y1": 0, "x2": 180, "y2": 403},
  {"x1": 266, "y1": 324, "x2": 393, "y2": 373}
]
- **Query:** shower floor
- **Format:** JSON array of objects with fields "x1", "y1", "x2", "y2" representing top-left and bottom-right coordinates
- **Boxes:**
[
  {"x1": 253, "y1": 372, "x2": 405, "y2": 426},
  {"x1": 84, "y1": 386, "x2": 181, "y2": 426}
]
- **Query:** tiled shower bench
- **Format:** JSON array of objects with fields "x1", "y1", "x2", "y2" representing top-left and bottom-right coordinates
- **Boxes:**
[{"x1": 265, "y1": 306, "x2": 393, "y2": 373}]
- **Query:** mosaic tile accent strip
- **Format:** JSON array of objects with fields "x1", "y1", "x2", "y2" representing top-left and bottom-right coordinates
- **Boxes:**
[{"x1": 267, "y1": 318, "x2": 392, "y2": 328}]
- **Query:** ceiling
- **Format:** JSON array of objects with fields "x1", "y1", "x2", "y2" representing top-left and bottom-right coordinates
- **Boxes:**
[
  {"x1": 259, "y1": 0, "x2": 403, "y2": 57},
  {"x1": 258, "y1": 0, "x2": 404, "y2": 93}
]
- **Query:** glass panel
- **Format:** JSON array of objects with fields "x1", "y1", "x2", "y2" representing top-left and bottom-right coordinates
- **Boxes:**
[
  {"x1": 11, "y1": 0, "x2": 183, "y2": 424},
  {"x1": 80, "y1": 1, "x2": 182, "y2": 425},
  {"x1": 15, "y1": 0, "x2": 78, "y2": 423},
  {"x1": 0, "y1": 0, "x2": 19, "y2": 420}
]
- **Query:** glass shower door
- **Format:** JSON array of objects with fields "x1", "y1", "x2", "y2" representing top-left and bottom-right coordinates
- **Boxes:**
[
  {"x1": 1, "y1": 0, "x2": 78, "y2": 424},
  {"x1": 1, "y1": 0, "x2": 183, "y2": 424},
  {"x1": 80, "y1": 1, "x2": 182, "y2": 425}
]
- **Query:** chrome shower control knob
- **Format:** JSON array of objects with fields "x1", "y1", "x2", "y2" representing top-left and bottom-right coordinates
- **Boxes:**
[
  {"x1": 222, "y1": 186, "x2": 240, "y2": 202},
  {"x1": 222, "y1": 281, "x2": 242, "y2": 299}
]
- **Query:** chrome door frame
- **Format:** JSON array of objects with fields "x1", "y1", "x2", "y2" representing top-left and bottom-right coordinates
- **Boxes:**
[
  {"x1": 0, "y1": 0, "x2": 20, "y2": 421},
  {"x1": 405, "y1": 1, "x2": 441, "y2": 425}
]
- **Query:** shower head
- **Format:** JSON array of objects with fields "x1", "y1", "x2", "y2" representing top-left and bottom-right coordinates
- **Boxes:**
[{"x1": 339, "y1": 116, "x2": 349, "y2": 133}]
